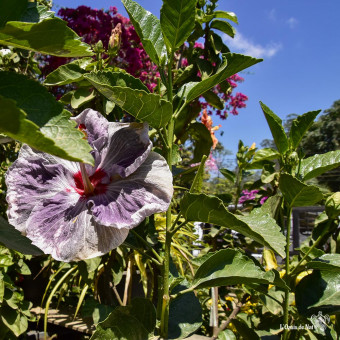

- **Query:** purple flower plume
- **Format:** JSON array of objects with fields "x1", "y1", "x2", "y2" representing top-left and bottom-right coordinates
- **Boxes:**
[{"x1": 5, "y1": 109, "x2": 173, "y2": 262}]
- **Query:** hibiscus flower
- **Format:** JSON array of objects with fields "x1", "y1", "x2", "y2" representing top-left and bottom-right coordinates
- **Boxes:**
[{"x1": 5, "y1": 109, "x2": 173, "y2": 262}]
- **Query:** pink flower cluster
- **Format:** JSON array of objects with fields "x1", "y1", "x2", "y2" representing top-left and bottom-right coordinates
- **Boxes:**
[
  {"x1": 42, "y1": 6, "x2": 159, "y2": 91},
  {"x1": 239, "y1": 189, "x2": 268, "y2": 205}
]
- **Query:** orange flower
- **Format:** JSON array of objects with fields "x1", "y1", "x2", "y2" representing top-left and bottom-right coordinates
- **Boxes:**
[{"x1": 201, "y1": 110, "x2": 221, "y2": 149}]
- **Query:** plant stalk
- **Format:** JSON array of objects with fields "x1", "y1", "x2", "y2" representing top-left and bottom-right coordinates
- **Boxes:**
[
  {"x1": 160, "y1": 54, "x2": 175, "y2": 338},
  {"x1": 283, "y1": 206, "x2": 292, "y2": 340}
]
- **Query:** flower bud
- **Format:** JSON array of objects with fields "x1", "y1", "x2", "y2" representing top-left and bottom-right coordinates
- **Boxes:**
[
  {"x1": 93, "y1": 40, "x2": 104, "y2": 54},
  {"x1": 325, "y1": 192, "x2": 340, "y2": 219},
  {"x1": 108, "y1": 23, "x2": 122, "y2": 55}
]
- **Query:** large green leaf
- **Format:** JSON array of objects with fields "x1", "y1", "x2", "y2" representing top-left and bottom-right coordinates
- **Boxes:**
[
  {"x1": 180, "y1": 193, "x2": 286, "y2": 257},
  {"x1": 299, "y1": 150, "x2": 340, "y2": 180},
  {"x1": 84, "y1": 71, "x2": 172, "y2": 129},
  {"x1": 44, "y1": 58, "x2": 93, "y2": 86},
  {"x1": 186, "y1": 53, "x2": 261, "y2": 103},
  {"x1": 0, "y1": 306, "x2": 28, "y2": 337},
  {"x1": 202, "y1": 10, "x2": 238, "y2": 24},
  {"x1": 160, "y1": 0, "x2": 196, "y2": 50},
  {"x1": 289, "y1": 110, "x2": 320, "y2": 149},
  {"x1": 0, "y1": 216, "x2": 43, "y2": 255},
  {"x1": 90, "y1": 298, "x2": 156, "y2": 339},
  {"x1": 122, "y1": 0, "x2": 166, "y2": 65},
  {"x1": 0, "y1": 0, "x2": 28, "y2": 27},
  {"x1": 0, "y1": 18, "x2": 93, "y2": 57},
  {"x1": 306, "y1": 254, "x2": 340, "y2": 271},
  {"x1": 279, "y1": 173, "x2": 323, "y2": 207},
  {"x1": 211, "y1": 19, "x2": 235, "y2": 38},
  {"x1": 20, "y1": 2, "x2": 55, "y2": 23},
  {"x1": 192, "y1": 249, "x2": 283, "y2": 289},
  {"x1": 260, "y1": 102, "x2": 289, "y2": 155},
  {"x1": 296, "y1": 270, "x2": 340, "y2": 315},
  {"x1": 252, "y1": 148, "x2": 280, "y2": 163},
  {"x1": 168, "y1": 282, "x2": 202, "y2": 339},
  {"x1": 0, "y1": 72, "x2": 93, "y2": 164}
]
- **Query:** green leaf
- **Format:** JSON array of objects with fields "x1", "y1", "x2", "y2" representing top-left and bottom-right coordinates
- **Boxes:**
[
  {"x1": 0, "y1": 306, "x2": 28, "y2": 337},
  {"x1": 279, "y1": 173, "x2": 323, "y2": 207},
  {"x1": 180, "y1": 193, "x2": 286, "y2": 257},
  {"x1": 296, "y1": 270, "x2": 340, "y2": 315},
  {"x1": 213, "y1": 10, "x2": 238, "y2": 24},
  {"x1": 84, "y1": 71, "x2": 172, "y2": 129},
  {"x1": 0, "y1": 272, "x2": 4, "y2": 303},
  {"x1": 218, "y1": 329, "x2": 236, "y2": 340},
  {"x1": 299, "y1": 150, "x2": 340, "y2": 181},
  {"x1": 20, "y1": 2, "x2": 55, "y2": 23},
  {"x1": 189, "y1": 155, "x2": 208, "y2": 193},
  {"x1": 252, "y1": 148, "x2": 280, "y2": 163},
  {"x1": 0, "y1": 18, "x2": 93, "y2": 57},
  {"x1": 219, "y1": 168, "x2": 236, "y2": 182},
  {"x1": 260, "y1": 102, "x2": 289, "y2": 154},
  {"x1": 184, "y1": 123, "x2": 213, "y2": 163},
  {"x1": 211, "y1": 19, "x2": 235, "y2": 37},
  {"x1": 232, "y1": 318, "x2": 260, "y2": 340},
  {"x1": 90, "y1": 298, "x2": 155, "y2": 340},
  {"x1": 160, "y1": 0, "x2": 196, "y2": 50},
  {"x1": 0, "y1": 73, "x2": 93, "y2": 165},
  {"x1": 122, "y1": 0, "x2": 166, "y2": 65},
  {"x1": 306, "y1": 254, "x2": 340, "y2": 271},
  {"x1": 168, "y1": 282, "x2": 202, "y2": 339},
  {"x1": 44, "y1": 58, "x2": 93, "y2": 86},
  {"x1": 192, "y1": 249, "x2": 281, "y2": 289},
  {"x1": 186, "y1": 53, "x2": 261, "y2": 103},
  {"x1": 71, "y1": 88, "x2": 95, "y2": 109},
  {"x1": 0, "y1": 216, "x2": 43, "y2": 256},
  {"x1": 202, "y1": 90, "x2": 224, "y2": 109},
  {"x1": 289, "y1": 110, "x2": 320, "y2": 149},
  {"x1": 0, "y1": 0, "x2": 28, "y2": 27}
]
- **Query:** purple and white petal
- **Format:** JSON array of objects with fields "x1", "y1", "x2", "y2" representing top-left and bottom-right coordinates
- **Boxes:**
[
  {"x1": 5, "y1": 145, "x2": 76, "y2": 232},
  {"x1": 26, "y1": 192, "x2": 129, "y2": 262},
  {"x1": 71, "y1": 109, "x2": 109, "y2": 151},
  {"x1": 89, "y1": 151, "x2": 173, "y2": 228},
  {"x1": 98, "y1": 122, "x2": 152, "y2": 178}
]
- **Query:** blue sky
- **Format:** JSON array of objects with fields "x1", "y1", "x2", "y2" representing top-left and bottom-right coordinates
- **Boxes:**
[{"x1": 53, "y1": 0, "x2": 340, "y2": 157}]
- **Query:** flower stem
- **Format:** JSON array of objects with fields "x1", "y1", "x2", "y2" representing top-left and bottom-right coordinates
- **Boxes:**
[
  {"x1": 283, "y1": 206, "x2": 292, "y2": 340},
  {"x1": 160, "y1": 53, "x2": 174, "y2": 338}
]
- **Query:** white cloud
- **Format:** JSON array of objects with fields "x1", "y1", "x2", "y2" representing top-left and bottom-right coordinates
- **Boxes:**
[
  {"x1": 286, "y1": 17, "x2": 298, "y2": 29},
  {"x1": 223, "y1": 31, "x2": 282, "y2": 58}
]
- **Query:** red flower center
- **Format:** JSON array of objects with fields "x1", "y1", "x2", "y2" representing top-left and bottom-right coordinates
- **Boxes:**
[{"x1": 73, "y1": 169, "x2": 108, "y2": 197}]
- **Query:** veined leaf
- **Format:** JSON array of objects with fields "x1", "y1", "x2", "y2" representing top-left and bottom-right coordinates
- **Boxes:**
[
  {"x1": 296, "y1": 270, "x2": 340, "y2": 315},
  {"x1": 180, "y1": 193, "x2": 286, "y2": 257},
  {"x1": 186, "y1": 53, "x2": 261, "y2": 103},
  {"x1": 44, "y1": 58, "x2": 93, "y2": 86},
  {"x1": 252, "y1": 148, "x2": 280, "y2": 163},
  {"x1": 260, "y1": 102, "x2": 289, "y2": 154},
  {"x1": 0, "y1": 0, "x2": 28, "y2": 27},
  {"x1": 289, "y1": 110, "x2": 320, "y2": 149},
  {"x1": 211, "y1": 19, "x2": 235, "y2": 38},
  {"x1": 0, "y1": 72, "x2": 93, "y2": 165},
  {"x1": 160, "y1": 0, "x2": 196, "y2": 50},
  {"x1": 299, "y1": 150, "x2": 340, "y2": 180},
  {"x1": 0, "y1": 216, "x2": 43, "y2": 256},
  {"x1": 168, "y1": 282, "x2": 202, "y2": 339},
  {"x1": 122, "y1": 0, "x2": 166, "y2": 65},
  {"x1": 279, "y1": 173, "x2": 323, "y2": 207},
  {"x1": 84, "y1": 71, "x2": 172, "y2": 128},
  {"x1": 20, "y1": 2, "x2": 55, "y2": 23},
  {"x1": 306, "y1": 254, "x2": 340, "y2": 271},
  {"x1": 219, "y1": 168, "x2": 236, "y2": 182},
  {"x1": 192, "y1": 249, "x2": 284, "y2": 289},
  {"x1": 90, "y1": 298, "x2": 156, "y2": 340},
  {"x1": 0, "y1": 18, "x2": 93, "y2": 57}
]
